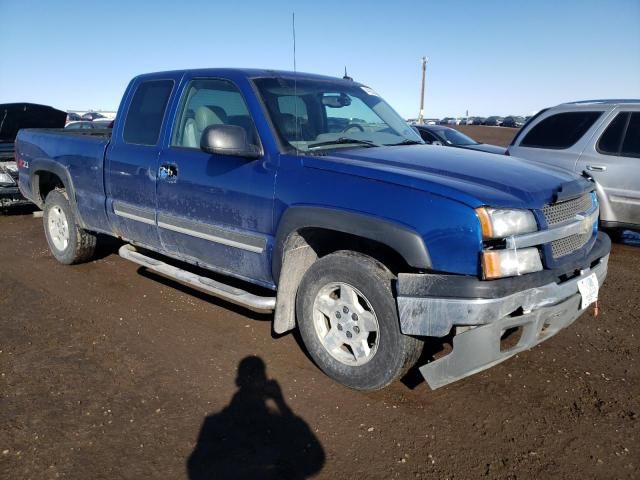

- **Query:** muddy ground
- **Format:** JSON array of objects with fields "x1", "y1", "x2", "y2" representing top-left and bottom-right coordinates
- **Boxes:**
[{"x1": 1, "y1": 127, "x2": 638, "y2": 479}]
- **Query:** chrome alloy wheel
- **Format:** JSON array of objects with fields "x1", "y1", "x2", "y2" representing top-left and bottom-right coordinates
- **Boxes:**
[
  {"x1": 312, "y1": 282, "x2": 380, "y2": 366},
  {"x1": 47, "y1": 205, "x2": 69, "y2": 251}
]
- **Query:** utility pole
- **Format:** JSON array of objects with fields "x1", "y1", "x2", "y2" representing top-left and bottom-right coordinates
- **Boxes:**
[{"x1": 417, "y1": 56, "x2": 428, "y2": 124}]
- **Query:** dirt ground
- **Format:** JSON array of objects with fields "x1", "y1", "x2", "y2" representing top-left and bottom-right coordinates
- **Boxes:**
[
  {"x1": 1, "y1": 127, "x2": 638, "y2": 479},
  {"x1": 452, "y1": 124, "x2": 518, "y2": 146}
]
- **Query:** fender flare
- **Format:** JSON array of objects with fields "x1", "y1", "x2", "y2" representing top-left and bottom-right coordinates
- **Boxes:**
[
  {"x1": 272, "y1": 206, "x2": 431, "y2": 283},
  {"x1": 30, "y1": 159, "x2": 86, "y2": 228}
]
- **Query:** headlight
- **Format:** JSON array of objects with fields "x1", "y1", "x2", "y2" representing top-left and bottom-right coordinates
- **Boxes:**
[
  {"x1": 482, "y1": 247, "x2": 542, "y2": 279},
  {"x1": 476, "y1": 207, "x2": 537, "y2": 239},
  {"x1": 0, "y1": 172, "x2": 16, "y2": 185}
]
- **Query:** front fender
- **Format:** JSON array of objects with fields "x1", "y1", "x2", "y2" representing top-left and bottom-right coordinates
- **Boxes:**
[{"x1": 272, "y1": 206, "x2": 432, "y2": 282}]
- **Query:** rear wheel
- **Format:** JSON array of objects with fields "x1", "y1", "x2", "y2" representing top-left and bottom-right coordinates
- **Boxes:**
[
  {"x1": 43, "y1": 188, "x2": 96, "y2": 264},
  {"x1": 296, "y1": 251, "x2": 423, "y2": 391}
]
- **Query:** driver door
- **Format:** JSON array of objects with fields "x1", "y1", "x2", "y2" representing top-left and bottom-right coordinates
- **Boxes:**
[{"x1": 156, "y1": 77, "x2": 277, "y2": 286}]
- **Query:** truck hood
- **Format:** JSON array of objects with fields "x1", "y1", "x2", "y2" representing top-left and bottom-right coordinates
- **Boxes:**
[{"x1": 303, "y1": 145, "x2": 591, "y2": 209}]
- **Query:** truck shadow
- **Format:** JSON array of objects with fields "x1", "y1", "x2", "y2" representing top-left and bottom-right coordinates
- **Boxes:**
[{"x1": 187, "y1": 356, "x2": 325, "y2": 480}]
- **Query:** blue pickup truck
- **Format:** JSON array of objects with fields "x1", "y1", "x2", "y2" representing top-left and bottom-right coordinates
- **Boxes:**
[{"x1": 16, "y1": 68, "x2": 610, "y2": 390}]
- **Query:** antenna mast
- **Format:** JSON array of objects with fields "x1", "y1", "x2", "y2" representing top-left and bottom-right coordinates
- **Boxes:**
[
  {"x1": 292, "y1": 12, "x2": 299, "y2": 149},
  {"x1": 417, "y1": 56, "x2": 428, "y2": 125}
]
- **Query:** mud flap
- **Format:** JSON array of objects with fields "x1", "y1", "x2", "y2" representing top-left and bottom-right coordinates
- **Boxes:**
[{"x1": 273, "y1": 245, "x2": 317, "y2": 334}]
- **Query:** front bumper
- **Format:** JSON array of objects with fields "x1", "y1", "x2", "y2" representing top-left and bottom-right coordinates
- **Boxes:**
[{"x1": 397, "y1": 232, "x2": 610, "y2": 389}]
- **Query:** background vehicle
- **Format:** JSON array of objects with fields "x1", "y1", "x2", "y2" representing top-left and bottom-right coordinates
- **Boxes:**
[
  {"x1": 508, "y1": 100, "x2": 640, "y2": 231},
  {"x1": 439, "y1": 117, "x2": 457, "y2": 125},
  {"x1": 1, "y1": 103, "x2": 66, "y2": 208},
  {"x1": 472, "y1": 117, "x2": 486, "y2": 125},
  {"x1": 16, "y1": 68, "x2": 609, "y2": 391},
  {"x1": 413, "y1": 124, "x2": 506, "y2": 154},
  {"x1": 484, "y1": 116, "x2": 504, "y2": 126},
  {"x1": 65, "y1": 121, "x2": 102, "y2": 129},
  {"x1": 81, "y1": 111, "x2": 105, "y2": 121},
  {"x1": 91, "y1": 118, "x2": 115, "y2": 128},
  {"x1": 502, "y1": 116, "x2": 525, "y2": 128},
  {"x1": 65, "y1": 112, "x2": 82, "y2": 123}
]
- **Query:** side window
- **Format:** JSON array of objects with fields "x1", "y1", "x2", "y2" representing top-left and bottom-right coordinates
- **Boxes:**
[
  {"x1": 621, "y1": 113, "x2": 640, "y2": 158},
  {"x1": 597, "y1": 113, "x2": 628, "y2": 155},
  {"x1": 123, "y1": 80, "x2": 173, "y2": 146},
  {"x1": 520, "y1": 111, "x2": 602, "y2": 149},
  {"x1": 172, "y1": 78, "x2": 258, "y2": 149}
]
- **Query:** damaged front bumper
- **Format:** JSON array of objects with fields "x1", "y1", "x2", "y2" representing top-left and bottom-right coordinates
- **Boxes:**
[{"x1": 396, "y1": 232, "x2": 611, "y2": 389}]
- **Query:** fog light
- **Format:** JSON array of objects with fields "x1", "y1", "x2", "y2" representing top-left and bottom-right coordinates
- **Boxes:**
[{"x1": 482, "y1": 248, "x2": 542, "y2": 279}]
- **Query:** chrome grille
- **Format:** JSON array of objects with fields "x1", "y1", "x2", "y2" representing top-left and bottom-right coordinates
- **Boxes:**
[
  {"x1": 542, "y1": 193, "x2": 592, "y2": 226},
  {"x1": 551, "y1": 232, "x2": 591, "y2": 258},
  {"x1": 543, "y1": 193, "x2": 594, "y2": 258}
]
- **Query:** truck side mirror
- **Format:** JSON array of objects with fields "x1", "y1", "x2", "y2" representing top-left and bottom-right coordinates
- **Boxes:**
[{"x1": 200, "y1": 124, "x2": 261, "y2": 160}]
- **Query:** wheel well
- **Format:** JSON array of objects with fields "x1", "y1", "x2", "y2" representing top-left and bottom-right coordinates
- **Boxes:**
[
  {"x1": 34, "y1": 171, "x2": 65, "y2": 205},
  {"x1": 292, "y1": 227, "x2": 413, "y2": 275},
  {"x1": 273, "y1": 227, "x2": 415, "y2": 335}
]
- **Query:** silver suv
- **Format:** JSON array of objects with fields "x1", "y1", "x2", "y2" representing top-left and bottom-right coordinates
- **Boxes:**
[{"x1": 508, "y1": 100, "x2": 640, "y2": 230}]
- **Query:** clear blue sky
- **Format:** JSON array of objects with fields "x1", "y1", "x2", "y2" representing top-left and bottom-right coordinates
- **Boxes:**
[{"x1": 1, "y1": 0, "x2": 638, "y2": 118}]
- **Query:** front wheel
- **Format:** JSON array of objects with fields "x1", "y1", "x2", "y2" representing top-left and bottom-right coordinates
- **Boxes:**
[
  {"x1": 43, "y1": 188, "x2": 96, "y2": 264},
  {"x1": 296, "y1": 251, "x2": 423, "y2": 391}
]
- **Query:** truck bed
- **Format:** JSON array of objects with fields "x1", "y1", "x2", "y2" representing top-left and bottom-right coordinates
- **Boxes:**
[{"x1": 17, "y1": 128, "x2": 112, "y2": 232}]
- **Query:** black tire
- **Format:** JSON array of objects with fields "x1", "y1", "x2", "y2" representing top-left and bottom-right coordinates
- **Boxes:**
[
  {"x1": 43, "y1": 188, "x2": 96, "y2": 264},
  {"x1": 296, "y1": 250, "x2": 423, "y2": 391}
]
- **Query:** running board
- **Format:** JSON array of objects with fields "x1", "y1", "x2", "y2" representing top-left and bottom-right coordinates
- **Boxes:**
[{"x1": 118, "y1": 245, "x2": 276, "y2": 313}]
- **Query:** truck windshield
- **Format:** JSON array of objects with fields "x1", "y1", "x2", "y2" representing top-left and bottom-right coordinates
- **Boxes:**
[{"x1": 253, "y1": 77, "x2": 423, "y2": 151}]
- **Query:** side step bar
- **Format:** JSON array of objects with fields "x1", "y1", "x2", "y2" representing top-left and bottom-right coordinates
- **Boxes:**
[{"x1": 118, "y1": 245, "x2": 276, "y2": 313}]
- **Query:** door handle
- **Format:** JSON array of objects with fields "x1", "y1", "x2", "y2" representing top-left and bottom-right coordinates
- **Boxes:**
[
  {"x1": 586, "y1": 165, "x2": 607, "y2": 172},
  {"x1": 159, "y1": 164, "x2": 178, "y2": 180}
]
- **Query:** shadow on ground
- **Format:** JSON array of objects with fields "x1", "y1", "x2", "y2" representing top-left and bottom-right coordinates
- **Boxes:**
[{"x1": 187, "y1": 356, "x2": 325, "y2": 480}]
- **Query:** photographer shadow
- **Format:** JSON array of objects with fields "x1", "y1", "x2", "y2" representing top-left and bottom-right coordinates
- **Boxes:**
[{"x1": 187, "y1": 356, "x2": 325, "y2": 480}]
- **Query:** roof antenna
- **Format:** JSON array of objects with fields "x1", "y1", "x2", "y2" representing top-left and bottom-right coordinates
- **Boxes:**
[
  {"x1": 292, "y1": 12, "x2": 299, "y2": 150},
  {"x1": 343, "y1": 66, "x2": 353, "y2": 81}
]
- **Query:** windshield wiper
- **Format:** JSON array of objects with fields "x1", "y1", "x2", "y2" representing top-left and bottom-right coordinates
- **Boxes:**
[
  {"x1": 307, "y1": 137, "x2": 379, "y2": 149},
  {"x1": 384, "y1": 139, "x2": 424, "y2": 146}
]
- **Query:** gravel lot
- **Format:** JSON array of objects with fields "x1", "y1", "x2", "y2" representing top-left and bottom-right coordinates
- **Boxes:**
[{"x1": 1, "y1": 127, "x2": 638, "y2": 479}]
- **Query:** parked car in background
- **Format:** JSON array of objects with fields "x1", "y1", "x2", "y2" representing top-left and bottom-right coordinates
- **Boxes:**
[
  {"x1": 91, "y1": 118, "x2": 115, "y2": 128},
  {"x1": 484, "y1": 116, "x2": 504, "y2": 126},
  {"x1": 472, "y1": 117, "x2": 486, "y2": 125},
  {"x1": 508, "y1": 100, "x2": 640, "y2": 231},
  {"x1": 65, "y1": 121, "x2": 101, "y2": 130},
  {"x1": 439, "y1": 117, "x2": 457, "y2": 125},
  {"x1": 81, "y1": 111, "x2": 105, "y2": 121},
  {"x1": 66, "y1": 112, "x2": 82, "y2": 123},
  {"x1": 413, "y1": 124, "x2": 506, "y2": 154},
  {"x1": 502, "y1": 116, "x2": 525, "y2": 128},
  {"x1": 0, "y1": 103, "x2": 66, "y2": 208}
]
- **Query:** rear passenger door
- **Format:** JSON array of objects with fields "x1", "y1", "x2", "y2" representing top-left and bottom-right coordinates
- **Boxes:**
[
  {"x1": 576, "y1": 110, "x2": 640, "y2": 226},
  {"x1": 155, "y1": 77, "x2": 276, "y2": 287},
  {"x1": 105, "y1": 78, "x2": 175, "y2": 249}
]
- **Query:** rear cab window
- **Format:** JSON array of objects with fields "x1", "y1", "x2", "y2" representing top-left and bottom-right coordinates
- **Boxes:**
[
  {"x1": 123, "y1": 80, "x2": 174, "y2": 146},
  {"x1": 520, "y1": 111, "x2": 602, "y2": 149}
]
